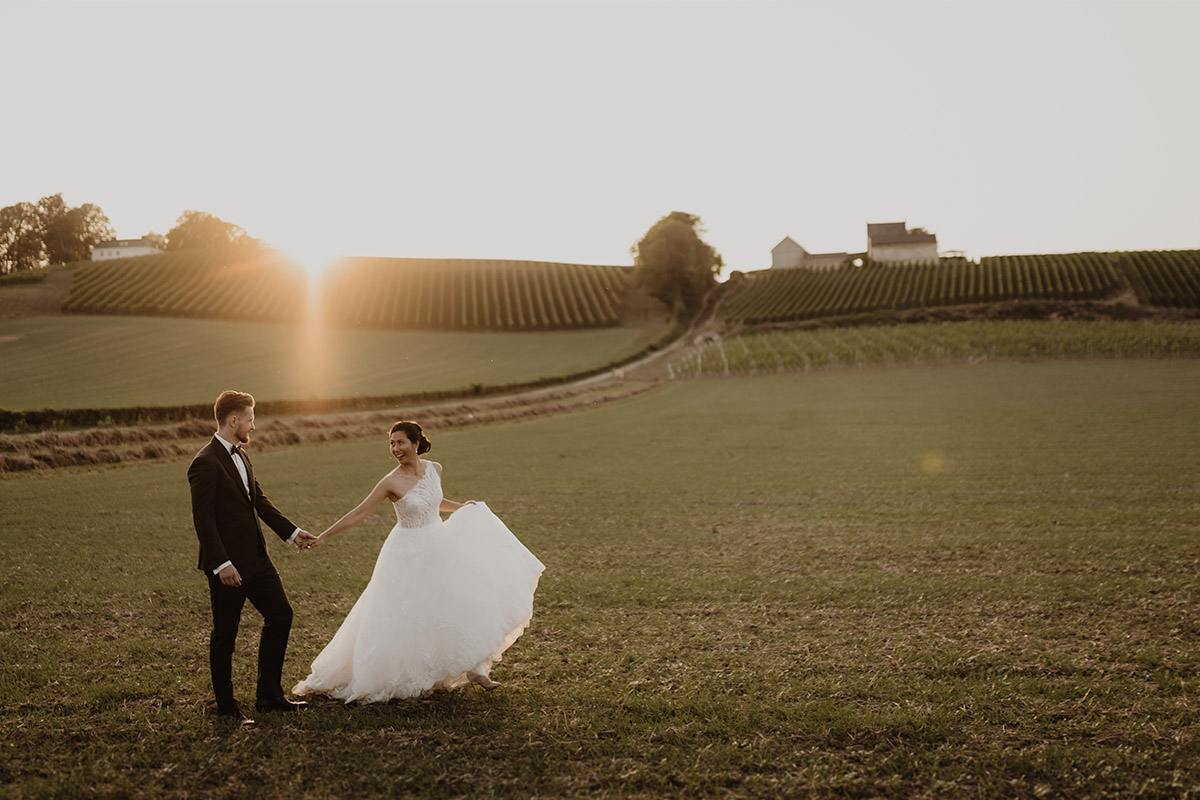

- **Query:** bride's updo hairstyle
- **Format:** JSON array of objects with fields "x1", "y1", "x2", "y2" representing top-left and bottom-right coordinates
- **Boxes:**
[{"x1": 390, "y1": 420, "x2": 432, "y2": 455}]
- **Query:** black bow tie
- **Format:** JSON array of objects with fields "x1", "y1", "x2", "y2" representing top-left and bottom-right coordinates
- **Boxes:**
[{"x1": 230, "y1": 445, "x2": 244, "y2": 457}]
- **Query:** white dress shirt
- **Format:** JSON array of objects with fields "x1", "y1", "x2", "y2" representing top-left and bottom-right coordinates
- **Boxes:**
[{"x1": 210, "y1": 434, "x2": 299, "y2": 576}]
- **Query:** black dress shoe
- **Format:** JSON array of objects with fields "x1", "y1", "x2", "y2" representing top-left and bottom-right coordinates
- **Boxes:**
[
  {"x1": 255, "y1": 697, "x2": 308, "y2": 712},
  {"x1": 216, "y1": 706, "x2": 255, "y2": 726}
]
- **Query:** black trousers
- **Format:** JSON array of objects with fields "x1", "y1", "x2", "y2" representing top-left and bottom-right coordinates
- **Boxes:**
[{"x1": 206, "y1": 560, "x2": 293, "y2": 711}]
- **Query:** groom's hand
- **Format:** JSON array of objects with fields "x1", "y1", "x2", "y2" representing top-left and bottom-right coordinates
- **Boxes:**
[
  {"x1": 218, "y1": 564, "x2": 242, "y2": 587},
  {"x1": 294, "y1": 530, "x2": 319, "y2": 550}
]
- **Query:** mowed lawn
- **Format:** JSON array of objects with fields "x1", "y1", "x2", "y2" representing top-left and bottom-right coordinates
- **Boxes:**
[
  {"x1": 0, "y1": 315, "x2": 668, "y2": 410},
  {"x1": 1, "y1": 360, "x2": 1198, "y2": 798}
]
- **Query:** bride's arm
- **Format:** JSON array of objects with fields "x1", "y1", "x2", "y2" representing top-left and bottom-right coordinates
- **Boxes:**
[
  {"x1": 433, "y1": 461, "x2": 476, "y2": 513},
  {"x1": 311, "y1": 476, "x2": 395, "y2": 546}
]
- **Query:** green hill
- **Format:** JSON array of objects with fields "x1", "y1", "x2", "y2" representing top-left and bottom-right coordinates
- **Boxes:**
[
  {"x1": 321, "y1": 256, "x2": 632, "y2": 330},
  {"x1": 62, "y1": 247, "x2": 637, "y2": 331},
  {"x1": 721, "y1": 250, "x2": 1200, "y2": 325},
  {"x1": 0, "y1": 314, "x2": 669, "y2": 414},
  {"x1": 55, "y1": 247, "x2": 1200, "y2": 333},
  {"x1": 669, "y1": 319, "x2": 1200, "y2": 379}
]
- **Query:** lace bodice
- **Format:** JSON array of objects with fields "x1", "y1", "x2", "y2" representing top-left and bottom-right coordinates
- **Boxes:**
[{"x1": 392, "y1": 462, "x2": 443, "y2": 529}]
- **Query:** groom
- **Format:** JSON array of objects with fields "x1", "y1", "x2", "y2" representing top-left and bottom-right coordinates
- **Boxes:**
[{"x1": 188, "y1": 390, "x2": 317, "y2": 724}]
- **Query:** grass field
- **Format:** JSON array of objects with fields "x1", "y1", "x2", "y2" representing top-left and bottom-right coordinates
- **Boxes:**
[
  {"x1": 0, "y1": 315, "x2": 669, "y2": 411},
  {"x1": 669, "y1": 320, "x2": 1200, "y2": 378},
  {"x1": 1, "y1": 360, "x2": 1197, "y2": 798}
]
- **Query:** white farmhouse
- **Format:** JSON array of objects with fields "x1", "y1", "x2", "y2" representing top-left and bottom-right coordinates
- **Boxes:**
[
  {"x1": 92, "y1": 239, "x2": 163, "y2": 261},
  {"x1": 770, "y1": 237, "x2": 850, "y2": 271},
  {"x1": 866, "y1": 222, "x2": 937, "y2": 264}
]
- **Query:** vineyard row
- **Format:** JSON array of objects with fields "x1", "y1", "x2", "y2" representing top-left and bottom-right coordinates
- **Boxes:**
[
  {"x1": 721, "y1": 251, "x2": 1200, "y2": 324},
  {"x1": 63, "y1": 249, "x2": 634, "y2": 331},
  {"x1": 61, "y1": 247, "x2": 1200, "y2": 331}
]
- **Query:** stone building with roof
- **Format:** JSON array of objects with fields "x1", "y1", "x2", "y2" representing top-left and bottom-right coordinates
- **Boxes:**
[{"x1": 866, "y1": 222, "x2": 938, "y2": 264}]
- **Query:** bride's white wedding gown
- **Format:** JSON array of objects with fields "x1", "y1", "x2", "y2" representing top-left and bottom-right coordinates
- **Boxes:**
[{"x1": 293, "y1": 462, "x2": 544, "y2": 702}]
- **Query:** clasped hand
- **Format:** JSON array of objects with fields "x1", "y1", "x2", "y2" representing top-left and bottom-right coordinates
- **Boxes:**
[{"x1": 293, "y1": 529, "x2": 321, "y2": 551}]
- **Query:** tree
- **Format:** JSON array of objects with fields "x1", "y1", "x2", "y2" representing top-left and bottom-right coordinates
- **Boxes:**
[
  {"x1": 39, "y1": 194, "x2": 115, "y2": 264},
  {"x1": 0, "y1": 194, "x2": 115, "y2": 272},
  {"x1": 166, "y1": 210, "x2": 261, "y2": 250},
  {"x1": 141, "y1": 232, "x2": 167, "y2": 251},
  {"x1": 0, "y1": 202, "x2": 46, "y2": 274},
  {"x1": 631, "y1": 211, "x2": 723, "y2": 317}
]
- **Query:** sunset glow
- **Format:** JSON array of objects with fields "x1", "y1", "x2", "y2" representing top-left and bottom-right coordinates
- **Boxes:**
[
  {"x1": 278, "y1": 234, "x2": 342, "y2": 282},
  {"x1": 2, "y1": 2, "x2": 1197, "y2": 269}
]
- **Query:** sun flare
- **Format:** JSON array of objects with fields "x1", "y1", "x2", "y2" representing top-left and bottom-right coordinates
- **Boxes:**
[{"x1": 275, "y1": 233, "x2": 343, "y2": 282}]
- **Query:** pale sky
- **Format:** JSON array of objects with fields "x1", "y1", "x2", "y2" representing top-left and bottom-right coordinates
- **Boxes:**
[{"x1": 2, "y1": 0, "x2": 1197, "y2": 273}]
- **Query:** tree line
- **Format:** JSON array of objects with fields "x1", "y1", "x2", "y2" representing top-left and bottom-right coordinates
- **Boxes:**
[
  {"x1": 0, "y1": 194, "x2": 115, "y2": 273},
  {"x1": 0, "y1": 195, "x2": 262, "y2": 274}
]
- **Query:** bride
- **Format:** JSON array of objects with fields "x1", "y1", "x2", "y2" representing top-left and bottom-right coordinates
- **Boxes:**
[{"x1": 293, "y1": 420, "x2": 544, "y2": 702}]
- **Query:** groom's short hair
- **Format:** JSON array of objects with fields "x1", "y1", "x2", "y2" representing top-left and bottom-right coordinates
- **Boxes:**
[{"x1": 214, "y1": 390, "x2": 255, "y2": 425}]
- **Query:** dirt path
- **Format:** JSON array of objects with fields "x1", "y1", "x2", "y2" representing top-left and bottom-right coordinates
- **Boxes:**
[{"x1": 0, "y1": 377, "x2": 667, "y2": 473}]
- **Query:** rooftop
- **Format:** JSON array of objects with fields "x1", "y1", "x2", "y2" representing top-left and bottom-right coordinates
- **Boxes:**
[{"x1": 867, "y1": 222, "x2": 936, "y2": 246}]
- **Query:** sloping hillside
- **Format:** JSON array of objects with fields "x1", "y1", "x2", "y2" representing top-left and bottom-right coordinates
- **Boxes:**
[
  {"x1": 721, "y1": 250, "x2": 1200, "y2": 324},
  {"x1": 62, "y1": 247, "x2": 642, "y2": 331}
]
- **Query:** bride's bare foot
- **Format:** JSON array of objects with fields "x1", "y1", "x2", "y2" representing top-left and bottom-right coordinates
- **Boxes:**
[{"x1": 468, "y1": 672, "x2": 500, "y2": 691}]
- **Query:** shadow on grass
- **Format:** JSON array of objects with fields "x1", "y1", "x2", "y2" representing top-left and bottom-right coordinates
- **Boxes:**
[{"x1": 258, "y1": 688, "x2": 519, "y2": 734}]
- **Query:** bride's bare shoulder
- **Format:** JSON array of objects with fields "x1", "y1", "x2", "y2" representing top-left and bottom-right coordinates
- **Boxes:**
[{"x1": 379, "y1": 468, "x2": 413, "y2": 500}]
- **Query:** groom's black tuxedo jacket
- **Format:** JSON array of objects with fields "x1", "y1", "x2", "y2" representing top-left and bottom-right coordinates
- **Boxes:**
[{"x1": 188, "y1": 437, "x2": 297, "y2": 574}]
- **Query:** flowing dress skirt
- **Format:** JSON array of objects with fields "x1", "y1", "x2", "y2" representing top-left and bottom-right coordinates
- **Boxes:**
[{"x1": 293, "y1": 503, "x2": 544, "y2": 702}]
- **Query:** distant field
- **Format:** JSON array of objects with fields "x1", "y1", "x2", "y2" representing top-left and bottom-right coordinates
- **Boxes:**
[
  {"x1": 62, "y1": 247, "x2": 636, "y2": 331},
  {"x1": 722, "y1": 249, "x2": 1200, "y2": 323},
  {"x1": 0, "y1": 314, "x2": 669, "y2": 410},
  {"x1": 1, "y1": 361, "x2": 1197, "y2": 798},
  {"x1": 17, "y1": 246, "x2": 1200, "y2": 338},
  {"x1": 670, "y1": 319, "x2": 1200, "y2": 378}
]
